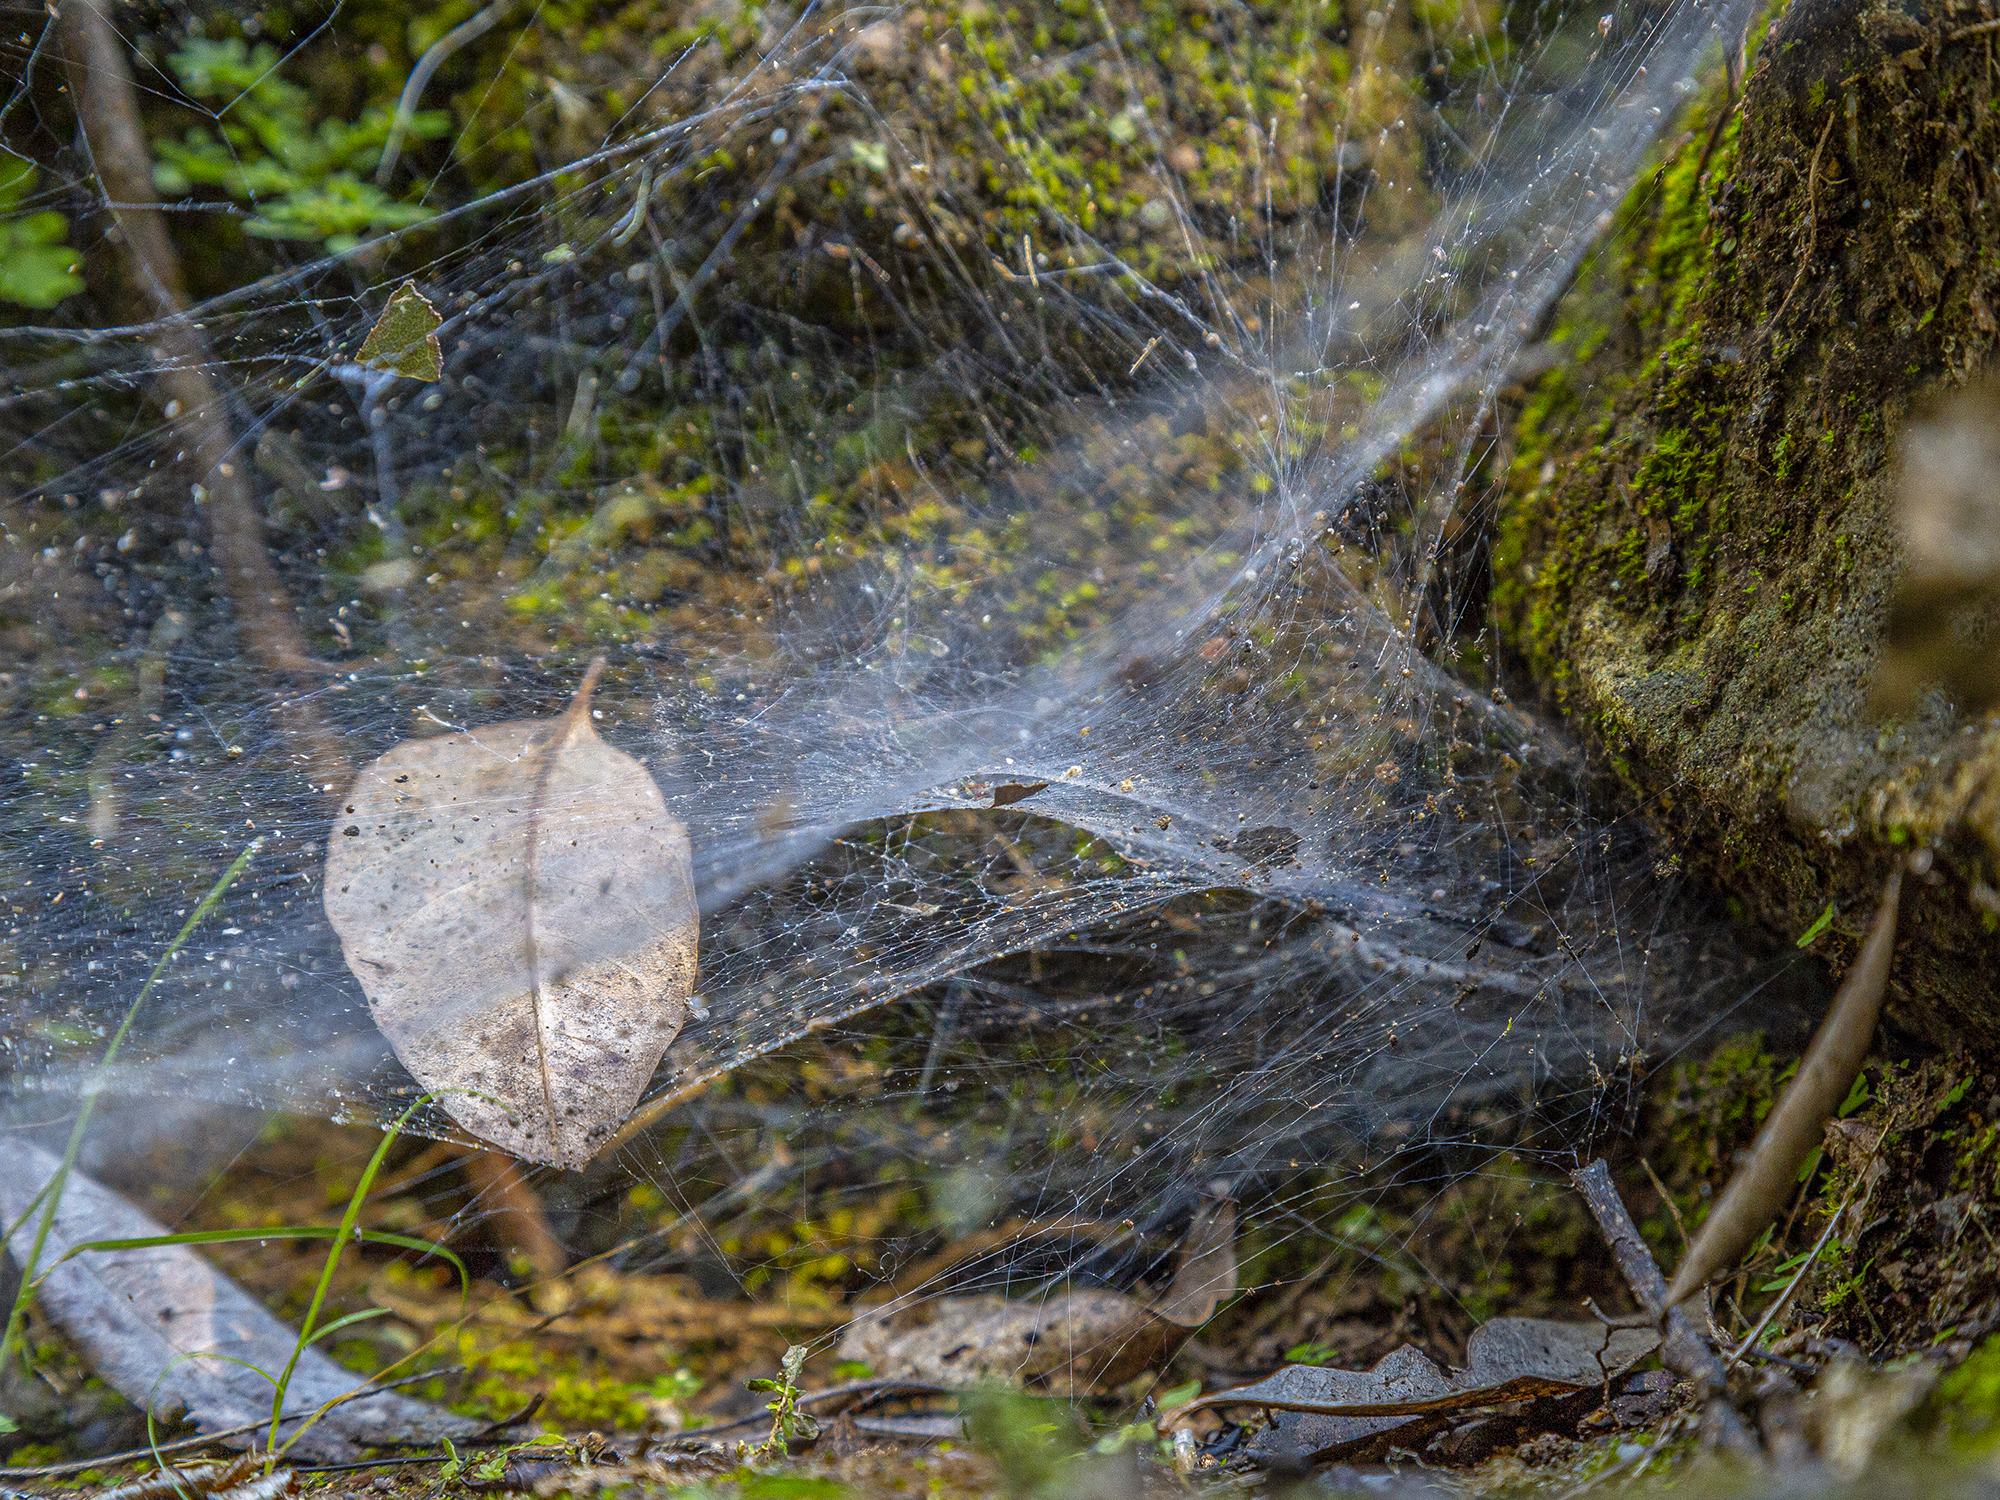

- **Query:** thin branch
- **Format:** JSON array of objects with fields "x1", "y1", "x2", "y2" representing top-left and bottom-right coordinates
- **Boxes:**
[
  {"x1": 1663, "y1": 868, "x2": 1902, "y2": 1310},
  {"x1": 376, "y1": 0, "x2": 518, "y2": 184},
  {"x1": 55, "y1": 0, "x2": 345, "y2": 788},
  {"x1": 1570, "y1": 1159, "x2": 1758, "y2": 1457}
]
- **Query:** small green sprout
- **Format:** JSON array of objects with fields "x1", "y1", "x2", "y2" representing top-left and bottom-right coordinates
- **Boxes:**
[{"x1": 747, "y1": 1344, "x2": 820, "y2": 1455}]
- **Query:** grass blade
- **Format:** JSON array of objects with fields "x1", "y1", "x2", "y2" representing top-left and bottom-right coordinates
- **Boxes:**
[{"x1": 2, "y1": 838, "x2": 263, "y2": 1370}]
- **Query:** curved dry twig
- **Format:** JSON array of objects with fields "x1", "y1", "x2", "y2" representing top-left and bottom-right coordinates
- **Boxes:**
[
  {"x1": 1662, "y1": 866, "x2": 1904, "y2": 1311},
  {"x1": 376, "y1": 0, "x2": 519, "y2": 184}
]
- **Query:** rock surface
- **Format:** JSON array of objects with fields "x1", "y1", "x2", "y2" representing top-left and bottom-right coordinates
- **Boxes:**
[{"x1": 1495, "y1": 0, "x2": 2000, "y2": 1039}]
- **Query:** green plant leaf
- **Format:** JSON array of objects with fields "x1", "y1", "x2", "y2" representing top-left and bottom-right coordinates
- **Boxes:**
[
  {"x1": 1837, "y1": 1072, "x2": 1871, "y2": 1118},
  {"x1": 356, "y1": 282, "x2": 443, "y2": 381},
  {"x1": 0, "y1": 167, "x2": 81, "y2": 309},
  {"x1": 41, "y1": 1224, "x2": 469, "y2": 1300}
]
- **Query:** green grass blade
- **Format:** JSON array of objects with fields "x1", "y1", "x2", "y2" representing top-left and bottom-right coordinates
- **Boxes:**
[
  {"x1": 267, "y1": 1094, "x2": 435, "y2": 1456},
  {"x1": 36, "y1": 1225, "x2": 469, "y2": 1299},
  {"x1": 2, "y1": 838, "x2": 263, "y2": 1370},
  {"x1": 300, "y1": 1306, "x2": 396, "y2": 1346}
]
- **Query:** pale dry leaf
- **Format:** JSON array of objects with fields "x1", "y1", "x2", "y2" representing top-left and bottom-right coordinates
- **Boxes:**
[
  {"x1": 1166, "y1": 1316, "x2": 1658, "y2": 1464},
  {"x1": 1810, "y1": 1355, "x2": 1938, "y2": 1478},
  {"x1": 1897, "y1": 382, "x2": 2000, "y2": 590},
  {"x1": 837, "y1": 1194, "x2": 1235, "y2": 1395},
  {"x1": 324, "y1": 661, "x2": 698, "y2": 1167},
  {"x1": 0, "y1": 1142, "x2": 474, "y2": 1461},
  {"x1": 1176, "y1": 1315, "x2": 1658, "y2": 1420},
  {"x1": 1869, "y1": 380, "x2": 2000, "y2": 717}
]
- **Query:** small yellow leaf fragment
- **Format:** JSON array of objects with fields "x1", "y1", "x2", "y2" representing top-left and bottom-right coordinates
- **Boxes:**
[{"x1": 356, "y1": 282, "x2": 443, "y2": 381}]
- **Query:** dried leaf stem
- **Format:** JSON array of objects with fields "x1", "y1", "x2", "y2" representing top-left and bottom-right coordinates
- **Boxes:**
[{"x1": 1662, "y1": 867, "x2": 1903, "y2": 1311}]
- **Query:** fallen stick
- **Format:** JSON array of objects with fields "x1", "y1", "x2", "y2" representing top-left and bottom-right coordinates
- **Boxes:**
[
  {"x1": 459, "y1": 1150, "x2": 569, "y2": 1279},
  {"x1": 1662, "y1": 868, "x2": 1903, "y2": 1312},
  {"x1": 1570, "y1": 1159, "x2": 1759, "y2": 1458}
]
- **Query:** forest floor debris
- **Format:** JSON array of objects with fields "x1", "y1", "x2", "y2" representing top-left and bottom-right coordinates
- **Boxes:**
[{"x1": 10, "y1": 1033, "x2": 2000, "y2": 1497}]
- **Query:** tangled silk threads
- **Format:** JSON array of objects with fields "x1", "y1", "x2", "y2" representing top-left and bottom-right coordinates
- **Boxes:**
[{"x1": 0, "y1": 0, "x2": 1777, "y2": 1253}]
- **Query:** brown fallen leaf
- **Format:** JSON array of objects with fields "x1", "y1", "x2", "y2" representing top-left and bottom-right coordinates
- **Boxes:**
[
  {"x1": 91, "y1": 1453, "x2": 293, "y2": 1500},
  {"x1": 990, "y1": 780, "x2": 1049, "y2": 808},
  {"x1": 836, "y1": 1192, "x2": 1235, "y2": 1397},
  {"x1": 0, "y1": 1143, "x2": 475, "y2": 1461},
  {"x1": 1163, "y1": 1317, "x2": 1658, "y2": 1464},
  {"x1": 324, "y1": 660, "x2": 698, "y2": 1167}
]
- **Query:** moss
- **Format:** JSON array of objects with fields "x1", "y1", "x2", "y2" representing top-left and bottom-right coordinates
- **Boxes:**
[
  {"x1": 1491, "y1": 0, "x2": 2000, "y2": 1036},
  {"x1": 1929, "y1": 1332, "x2": 2000, "y2": 1451}
]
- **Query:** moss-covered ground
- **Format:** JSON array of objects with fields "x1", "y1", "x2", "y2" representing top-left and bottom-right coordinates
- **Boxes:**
[{"x1": 10, "y1": 1027, "x2": 2000, "y2": 1496}]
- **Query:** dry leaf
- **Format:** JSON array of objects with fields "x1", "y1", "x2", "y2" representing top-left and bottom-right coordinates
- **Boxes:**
[
  {"x1": 1809, "y1": 1356, "x2": 1938, "y2": 1478},
  {"x1": 89, "y1": 1453, "x2": 301, "y2": 1500},
  {"x1": 324, "y1": 661, "x2": 698, "y2": 1167},
  {"x1": 90, "y1": 1453, "x2": 284, "y2": 1500},
  {"x1": 1165, "y1": 1317, "x2": 1658, "y2": 1464},
  {"x1": 837, "y1": 1194, "x2": 1235, "y2": 1396},
  {"x1": 0, "y1": 1143, "x2": 473, "y2": 1461},
  {"x1": 355, "y1": 281, "x2": 443, "y2": 382},
  {"x1": 990, "y1": 781, "x2": 1048, "y2": 808}
]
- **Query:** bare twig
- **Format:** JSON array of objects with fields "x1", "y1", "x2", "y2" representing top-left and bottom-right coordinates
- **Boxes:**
[
  {"x1": 459, "y1": 1151, "x2": 568, "y2": 1279},
  {"x1": 376, "y1": 0, "x2": 518, "y2": 184},
  {"x1": 1569, "y1": 1159, "x2": 1758, "y2": 1457},
  {"x1": 1772, "y1": 111, "x2": 1838, "y2": 330},
  {"x1": 1639, "y1": 1157, "x2": 1690, "y2": 1255},
  {"x1": 1663, "y1": 868, "x2": 1902, "y2": 1311},
  {"x1": 468, "y1": 1392, "x2": 545, "y2": 1440},
  {"x1": 55, "y1": 0, "x2": 345, "y2": 788}
]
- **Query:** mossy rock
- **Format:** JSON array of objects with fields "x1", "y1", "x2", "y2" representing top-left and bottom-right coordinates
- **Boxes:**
[{"x1": 1494, "y1": 0, "x2": 2000, "y2": 1042}]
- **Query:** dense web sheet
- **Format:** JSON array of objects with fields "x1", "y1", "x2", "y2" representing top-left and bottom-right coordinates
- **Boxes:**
[{"x1": 0, "y1": 0, "x2": 1792, "y2": 1302}]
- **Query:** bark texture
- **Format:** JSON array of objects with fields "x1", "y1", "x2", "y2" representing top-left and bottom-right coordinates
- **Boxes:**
[{"x1": 1495, "y1": 0, "x2": 2000, "y2": 1040}]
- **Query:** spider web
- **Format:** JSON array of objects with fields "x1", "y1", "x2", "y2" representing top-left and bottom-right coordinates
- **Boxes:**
[{"x1": 0, "y1": 0, "x2": 1793, "y2": 1323}]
